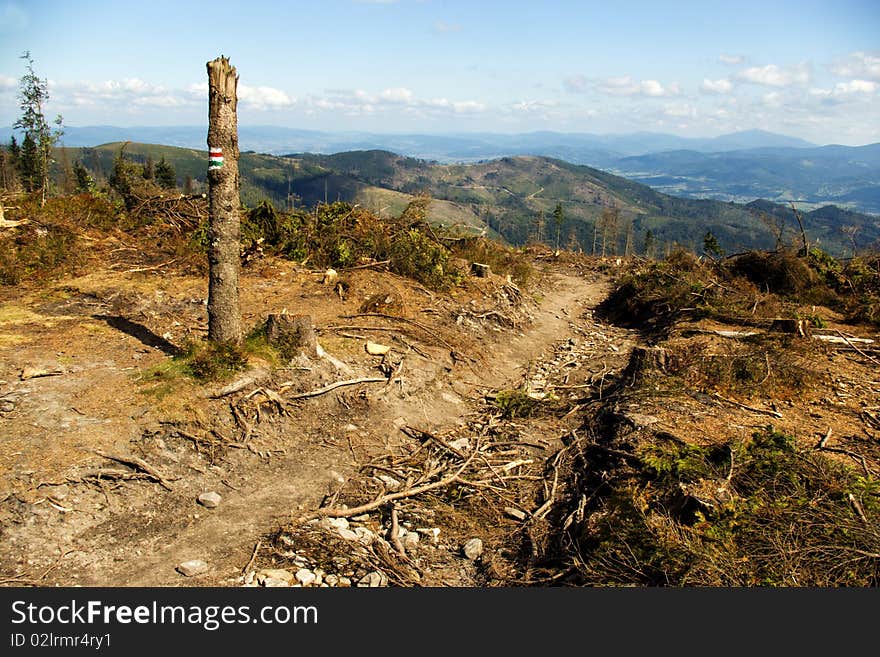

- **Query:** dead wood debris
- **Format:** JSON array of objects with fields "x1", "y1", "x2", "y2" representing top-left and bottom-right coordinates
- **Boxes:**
[{"x1": 89, "y1": 449, "x2": 174, "y2": 490}]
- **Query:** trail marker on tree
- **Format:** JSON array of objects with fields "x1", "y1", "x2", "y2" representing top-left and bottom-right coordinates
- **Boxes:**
[{"x1": 206, "y1": 56, "x2": 242, "y2": 344}]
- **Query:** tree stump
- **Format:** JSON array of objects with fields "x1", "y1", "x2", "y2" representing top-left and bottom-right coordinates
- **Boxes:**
[
  {"x1": 266, "y1": 314, "x2": 317, "y2": 359},
  {"x1": 622, "y1": 345, "x2": 669, "y2": 386},
  {"x1": 471, "y1": 262, "x2": 491, "y2": 278},
  {"x1": 206, "y1": 56, "x2": 242, "y2": 344},
  {"x1": 770, "y1": 318, "x2": 811, "y2": 337}
]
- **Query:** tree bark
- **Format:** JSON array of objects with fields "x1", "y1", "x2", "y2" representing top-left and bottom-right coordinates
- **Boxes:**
[{"x1": 206, "y1": 56, "x2": 242, "y2": 344}]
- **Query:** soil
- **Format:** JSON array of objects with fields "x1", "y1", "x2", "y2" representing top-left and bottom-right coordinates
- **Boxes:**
[
  {"x1": 2, "y1": 249, "x2": 878, "y2": 588},
  {"x1": 0, "y1": 251, "x2": 621, "y2": 586}
]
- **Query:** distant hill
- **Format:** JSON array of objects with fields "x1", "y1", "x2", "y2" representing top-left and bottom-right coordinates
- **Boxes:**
[
  {"x1": 13, "y1": 125, "x2": 816, "y2": 160},
  {"x1": 59, "y1": 142, "x2": 487, "y2": 232},
  {"x1": 293, "y1": 150, "x2": 880, "y2": 256},
  {"x1": 20, "y1": 124, "x2": 880, "y2": 213},
  {"x1": 613, "y1": 143, "x2": 880, "y2": 214},
  {"x1": 57, "y1": 142, "x2": 879, "y2": 257}
]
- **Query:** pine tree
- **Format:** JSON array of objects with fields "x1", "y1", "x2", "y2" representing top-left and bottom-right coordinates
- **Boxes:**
[
  {"x1": 1, "y1": 137, "x2": 21, "y2": 191},
  {"x1": 644, "y1": 229, "x2": 656, "y2": 258},
  {"x1": 155, "y1": 157, "x2": 176, "y2": 190},
  {"x1": 553, "y1": 202, "x2": 564, "y2": 252},
  {"x1": 18, "y1": 133, "x2": 40, "y2": 192},
  {"x1": 73, "y1": 161, "x2": 94, "y2": 193},
  {"x1": 703, "y1": 230, "x2": 723, "y2": 259},
  {"x1": 142, "y1": 155, "x2": 155, "y2": 180},
  {"x1": 12, "y1": 52, "x2": 63, "y2": 205}
]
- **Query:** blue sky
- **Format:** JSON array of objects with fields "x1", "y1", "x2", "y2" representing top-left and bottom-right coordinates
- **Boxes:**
[{"x1": 1, "y1": 0, "x2": 879, "y2": 144}]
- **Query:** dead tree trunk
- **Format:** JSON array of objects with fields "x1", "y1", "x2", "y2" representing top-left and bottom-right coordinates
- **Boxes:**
[
  {"x1": 789, "y1": 201, "x2": 809, "y2": 257},
  {"x1": 206, "y1": 56, "x2": 242, "y2": 344}
]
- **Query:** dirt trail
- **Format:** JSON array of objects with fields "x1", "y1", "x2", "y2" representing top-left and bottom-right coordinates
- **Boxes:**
[{"x1": 0, "y1": 264, "x2": 615, "y2": 587}]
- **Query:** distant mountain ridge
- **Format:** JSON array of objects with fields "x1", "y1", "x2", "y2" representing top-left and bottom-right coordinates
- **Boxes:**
[
  {"x1": 59, "y1": 142, "x2": 879, "y2": 257},
  {"x1": 2, "y1": 125, "x2": 818, "y2": 158},
  {"x1": 8, "y1": 124, "x2": 877, "y2": 214}
]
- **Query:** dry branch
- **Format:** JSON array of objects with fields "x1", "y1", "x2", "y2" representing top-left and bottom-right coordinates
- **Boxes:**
[
  {"x1": 390, "y1": 505, "x2": 406, "y2": 558},
  {"x1": 833, "y1": 330, "x2": 880, "y2": 367},
  {"x1": 295, "y1": 445, "x2": 479, "y2": 523},
  {"x1": 400, "y1": 425, "x2": 467, "y2": 459},
  {"x1": 90, "y1": 449, "x2": 173, "y2": 490},
  {"x1": 712, "y1": 392, "x2": 783, "y2": 419},
  {"x1": 242, "y1": 540, "x2": 261, "y2": 576},
  {"x1": 284, "y1": 377, "x2": 388, "y2": 400}
]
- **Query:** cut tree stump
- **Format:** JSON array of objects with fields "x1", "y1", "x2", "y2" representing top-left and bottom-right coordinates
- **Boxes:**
[
  {"x1": 622, "y1": 346, "x2": 669, "y2": 385},
  {"x1": 266, "y1": 313, "x2": 318, "y2": 359},
  {"x1": 471, "y1": 262, "x2": 491, "y2": 278},
  {"x1": 206, "y1": 55, "x2": 242, "y2": 345},
  {"x1": 770, "y1": 318, "x2": 811, "y2": 337}
]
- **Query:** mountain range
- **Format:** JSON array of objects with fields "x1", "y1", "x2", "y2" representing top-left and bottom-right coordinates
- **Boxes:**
[
  {"x1": 60, "y1": 142, "x2": 880, "y2": 258},
  {"x1": 8, "y1": 125, "x2": 876, "y2": 215}
]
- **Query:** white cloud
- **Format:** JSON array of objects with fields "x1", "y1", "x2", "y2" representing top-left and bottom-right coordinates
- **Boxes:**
[
  {"x1": 830, "y1": 51, "x2": 880, "y2": 81},
  {"x1": 700, "y1": 78, "x2": 733, "y2": 94},
  {"x1": 238, "y1": 84, "x2": 295, "y2": 109},
  {"x1": 736, "y1": 62, "x2": 811, "y2": 87},
  {"x1": 718, "y1": 54, "x2": 745, "y2": 66},
  {"x1": 762, "y1": 92, "x2": 782, "y2": 107},
  {"x1": 379, "y1": 87, "x2": 414, "y2": 103},
  {"x1": 303, "y1": 87, "x2": 485, "y2": 118},
  {"x1": 663, "y1": 103, "x2": 696, "y2": 118},
  {"x1": 509, "y1": 99, "x2": 559, "y2": 113},
  {"x1": 834, "y1": 79, "x2": 877, "y2": 95},
  {"x1": 0, "y1": 74, "x2": 16, "y2": 90},
  {"x1": 47, "y1": 77, "x2": 295, "y2": 113},
  {"x1": 434, "y1": 20, "x2": 462, "y2": 33},
  {"x1": 133, "y1": 95, "x2": 188, "y2": 108},
  {"x1": 598, "y1": 76, "x2": 681, "y2": 97},
  {"x1": 810, "y1": 79, "x2": 877, "y2": 100}
]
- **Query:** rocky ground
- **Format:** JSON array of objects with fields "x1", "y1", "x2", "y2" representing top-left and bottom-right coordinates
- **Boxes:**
[
  {"x1": 2, "y1": 246, "x2": 877, "y2": 588},
  {"x1": 0, "y1": 249, "x2": 633, "y2": 586}
]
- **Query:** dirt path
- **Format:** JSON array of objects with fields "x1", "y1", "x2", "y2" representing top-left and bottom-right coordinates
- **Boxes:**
[{"x1": 0, "y1": 265, "x2": 616, "y2": 587}]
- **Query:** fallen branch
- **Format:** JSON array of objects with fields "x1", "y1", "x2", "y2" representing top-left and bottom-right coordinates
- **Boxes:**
[
  {"x1": 121, "y1": 258, "x2": 179, "y2": 274},
  {"x1": 834, "y1": 330, "x2": 880, "y2": 367},
  {"x1": 533, "y1": 451, "x2": 562, "y2": 520},
  {"x1": 340, "y1": 259, "x2": 391, "y2": 272},
  {"x1": 712, "y1": 393, "x2": 783, "y2": 419},
  {"x1": 295, "y1": 443, "x2": 479, "y2": 523},
  {"x1": 90, "y1": 450, "x2": 173, "y2": 491},
  {"x1": 346, "y1": 313, "x2": 461, "y2": 354},
  {"x1": 242, "y1": 540, "x2": 261, "y2": 576},
  {"x1": 401, "y1": 425, "x2": 467, "y2": 459},
  {"x1": 208, "y1": 368, "x2": 270, "y2": 398},
  {"x1": 848, "y1": 493, "x2": 869, "y2": 524},
  {"x1": 284, "y1": 377, "x2": 388, "y2": 400},
  {"x1": 390, "y1": 505, "x2": 406, "y2": 558},
  {"x1": 817, "y1": 443, "x2": 873, "y2": 477}
]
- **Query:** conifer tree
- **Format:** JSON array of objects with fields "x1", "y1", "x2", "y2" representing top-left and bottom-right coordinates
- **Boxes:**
[
  {"x1": 155, "y1": 157, "x2": 176, "y2": 190},
  {"x1": 13, "y1": 51, "x2": 63, "y2": 205}
]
